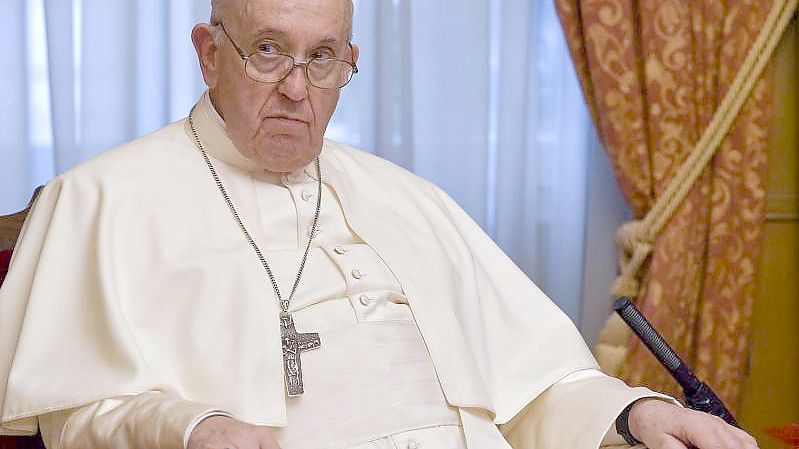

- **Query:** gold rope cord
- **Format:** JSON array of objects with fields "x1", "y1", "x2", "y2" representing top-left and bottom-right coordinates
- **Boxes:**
[{"x1": 596, "y1": 0, "x2": 799, "y2": 375}]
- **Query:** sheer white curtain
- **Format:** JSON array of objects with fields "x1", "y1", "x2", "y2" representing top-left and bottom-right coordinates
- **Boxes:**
[
  {"x1": 0, "y1": 0, "x2": 626, "y2": 333},
  {"x1": 332, "y1": 0, "x2": 621, "y2": 323},
  {"x1": 1, "y1": 0, "x2": 210, "y2": 208}
]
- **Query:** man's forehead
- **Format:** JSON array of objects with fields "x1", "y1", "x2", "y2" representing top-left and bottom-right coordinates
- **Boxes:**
[
  {"x1": 249, "y1": 26, "x2": 343, "y2": 47},
  {"x1": 214, "y1": 0, "x2": 351, "y2": 12},
  {"x1": 219, "y1": 0, "x2": 352, "y2": 37}
]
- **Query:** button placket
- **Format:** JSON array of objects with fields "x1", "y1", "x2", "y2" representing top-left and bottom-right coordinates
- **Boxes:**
[
  {"x1": 285, "y1": 179, "x2": 320, "y2": 244},
  {"x1": 326, "y1": 244, "x2": 362, "y2": 287},
  {"x1": 358, "y1": 294, "x2": 374, "y2": 306}
]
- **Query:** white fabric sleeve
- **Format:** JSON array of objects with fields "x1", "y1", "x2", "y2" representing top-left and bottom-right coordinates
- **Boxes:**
[
  {"x1": 183, "y1": 410, "x2": 234, "y2": 449},
  {"x1": 499, "y1": 370, "x2": 677, "y2": 449},
  {"x1": 36, "y1": 392, "x2": 229, "y2": 449},
  {"x1": 556, "y1": 369, "x2": 630, "y2": 446}
]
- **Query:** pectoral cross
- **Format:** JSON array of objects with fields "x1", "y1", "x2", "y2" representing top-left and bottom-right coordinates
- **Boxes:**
[{"x1": 280, "y1": 312, "x2": 321, "y2": 397}]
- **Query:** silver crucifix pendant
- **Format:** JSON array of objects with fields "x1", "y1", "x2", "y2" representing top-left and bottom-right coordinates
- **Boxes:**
[{"x1": 279, "y1": 312, "x2": 321, "y2": 396}]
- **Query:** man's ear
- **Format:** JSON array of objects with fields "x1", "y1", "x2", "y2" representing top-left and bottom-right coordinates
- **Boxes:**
[
  {"x1": 350, "y1": 43, "x2": 360, "y2": 66},
  {"x1": 192, "y1": 23, "x2": 219, "y2": 88}
]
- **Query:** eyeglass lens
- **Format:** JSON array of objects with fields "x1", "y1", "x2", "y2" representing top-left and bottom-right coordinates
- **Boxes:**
[{"x1": 247, "y1": 54, "x2": 353, "y2": 88}]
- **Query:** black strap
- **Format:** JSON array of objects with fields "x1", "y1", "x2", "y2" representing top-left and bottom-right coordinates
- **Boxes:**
[{"x1": 615, "y1": 402, "x2": 643, "y2": 446}]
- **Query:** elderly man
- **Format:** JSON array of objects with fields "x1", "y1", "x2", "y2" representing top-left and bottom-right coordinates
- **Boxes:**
[{"x1": 0, "y1": 1, "x2": 758, "y2": 448}]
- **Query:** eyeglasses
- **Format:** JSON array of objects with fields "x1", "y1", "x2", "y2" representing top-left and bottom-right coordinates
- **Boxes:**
[{"x1": 215, "y1": 22, "x2": 358, "y2": 90}]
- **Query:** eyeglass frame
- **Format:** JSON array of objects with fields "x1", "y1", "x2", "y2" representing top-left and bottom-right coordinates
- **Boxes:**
[{"x1": 213, "y1": 22, "x2": 359, "y2": 90}]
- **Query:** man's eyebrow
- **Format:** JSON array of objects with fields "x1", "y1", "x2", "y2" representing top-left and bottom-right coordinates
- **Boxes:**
[
  {"x1": 318, "y1": 36, "x2": 341, "y2": 46},
  {"x1": 252, "y1": 27, "x2": 286, "y2": 38},
  {"x1": 251, "y1": 28, "x2": 342, "y2": 46}
]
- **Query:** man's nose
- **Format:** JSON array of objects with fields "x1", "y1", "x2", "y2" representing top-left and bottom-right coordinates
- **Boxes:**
[{"x1": 277, "y1": 65, "x2": 309, "y2": 101}]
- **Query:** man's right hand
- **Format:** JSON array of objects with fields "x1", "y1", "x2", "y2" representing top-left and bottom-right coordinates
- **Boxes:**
[{"x1": 187, "y1": 415, "x2": 282, "y2": 449}]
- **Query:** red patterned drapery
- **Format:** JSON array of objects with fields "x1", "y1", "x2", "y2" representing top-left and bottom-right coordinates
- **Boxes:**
[{"x1": 556, "y1": 0, "x2": 774, "y2": 410}]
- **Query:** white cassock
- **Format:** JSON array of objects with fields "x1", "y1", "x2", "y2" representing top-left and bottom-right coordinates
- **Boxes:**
[{"x1": 0, "y1": 93, "x2": 670, "y2": 449}]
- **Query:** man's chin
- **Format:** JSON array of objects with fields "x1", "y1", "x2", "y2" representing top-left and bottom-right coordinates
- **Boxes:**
[
  {"x1": 261, "y1": 159, "x2": 315, "y2": 173},
  {"x1": 252, "y1": 142, "x2": 321, "y2": 173}
]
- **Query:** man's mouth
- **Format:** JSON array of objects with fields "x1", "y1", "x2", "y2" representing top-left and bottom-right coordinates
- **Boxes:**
[{"x1": 266, "y1": 115, "x2": 309, "y2": 124}]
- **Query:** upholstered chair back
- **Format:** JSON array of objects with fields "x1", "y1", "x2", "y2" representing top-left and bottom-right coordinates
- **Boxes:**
[{"x1": 0, "y1": 187, "x2": 46, "y2": 449}]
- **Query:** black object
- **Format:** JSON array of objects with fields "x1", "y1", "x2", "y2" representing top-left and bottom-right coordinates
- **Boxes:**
[
  {"x1": 613, "y1": 298, "x2": 739, "y2": 428},
  {"x1": 615, "y1": 402, "x2": 643, "y2": 446}
]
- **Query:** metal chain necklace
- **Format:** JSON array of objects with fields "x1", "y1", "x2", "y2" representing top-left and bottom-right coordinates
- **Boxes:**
[{"x1": 188, "y1": 107, "x2": 322, "y2": 397}]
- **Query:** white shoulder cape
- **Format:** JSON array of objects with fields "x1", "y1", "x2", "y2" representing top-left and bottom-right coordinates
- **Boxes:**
[{"x1": 0, "y1": 105, "x2": 597, "y2": 435}]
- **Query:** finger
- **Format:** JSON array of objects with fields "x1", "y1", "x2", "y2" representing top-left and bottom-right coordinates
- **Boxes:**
[
  {"x1": 713, "y1": 420, "x2": 756, "y2": 449},
  {"x1": 649, "y1": 433, "x2": 690, "y2": 449},
  {"x1": 258, "y1": 442, "x2": 283, "y2": 449},
  {"x1": 730, "y1": 427, "x2": 759, "y2": 449},
  {"x1": 713, "y1": 426, "x2": 748, "y2": 449},
  {"x1": 255, "y1": 431, "x2": 282, "y2": 449},
  {"x1": 680, "y1": 415, "x2": 746, "y2": 449}
]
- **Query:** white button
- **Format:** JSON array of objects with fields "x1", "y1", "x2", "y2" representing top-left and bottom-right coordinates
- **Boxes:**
[
  {"x1": 406, "y1": 441, "x2": 421, "y2": 449},
  {"x1": 301, "y1": 190, "x2": 313, "y2": 202},
  {"x1": 334, "y1": 245, "x2": 347, "y2": 255},
  {"x1": 351, "y1": 269, "x2": 362, "y2": 279},
  {"x1": 359, "y1": 295, "x2": 371, "y2": 306}
]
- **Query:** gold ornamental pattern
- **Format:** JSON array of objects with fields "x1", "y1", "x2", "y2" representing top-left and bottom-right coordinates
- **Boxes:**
[{"x1": 556, "y1": 0, "x2": 771, "y2": 410}]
